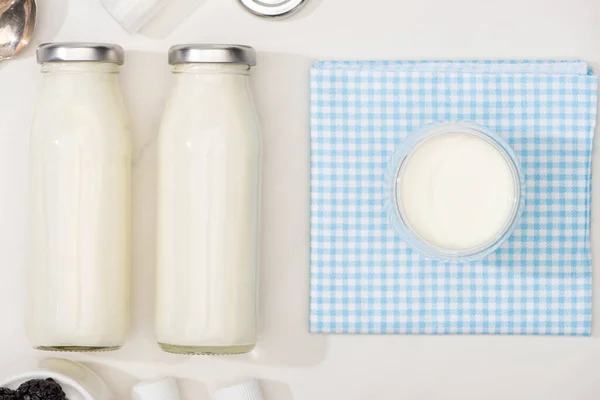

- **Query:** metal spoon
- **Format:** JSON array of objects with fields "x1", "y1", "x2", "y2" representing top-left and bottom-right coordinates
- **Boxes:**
[
  {"x1": 0, "y1": 0, "x2": 17, "y2": 14},
  {"x1": 0, "y1": 0, "x2": 36, "y2": 61}
]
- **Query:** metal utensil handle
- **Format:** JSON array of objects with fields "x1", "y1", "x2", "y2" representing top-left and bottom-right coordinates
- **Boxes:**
[{"x1": 0, "y1": 0, "x2": 17, "y2": 14}]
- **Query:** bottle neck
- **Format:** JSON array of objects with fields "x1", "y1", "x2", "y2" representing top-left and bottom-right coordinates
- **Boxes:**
[
  {"x1": 172, "y1": 63, "x2": 251, "y2": 76},
  {"x1": 38, "y1": 62, "x2": 122, "y2": 101},
  {"x1": 40, "y1": 62, "x2": 121, "y2": 74},
  {"x1": 168, "y1": 63, "x2": 254, "y2": 107}
]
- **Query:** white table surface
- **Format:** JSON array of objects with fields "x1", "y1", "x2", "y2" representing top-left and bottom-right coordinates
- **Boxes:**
[{"x1": 1, "y1": 0, "x2": 600, "y2": 399}]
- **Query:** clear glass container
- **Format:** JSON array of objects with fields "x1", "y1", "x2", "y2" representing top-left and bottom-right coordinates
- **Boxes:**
[
  {"x1": 386, "y1": 122, "x2": 524, "y2": 261},
  {"x1": 27, "y1": 43, "x2": 131, "y2": 352},
  {"x1": 156, "y1": 45, "x2": 261, "y2": 355},
  {"x1": 99, "y1": 0, "x2": 170, "y2": 33}
]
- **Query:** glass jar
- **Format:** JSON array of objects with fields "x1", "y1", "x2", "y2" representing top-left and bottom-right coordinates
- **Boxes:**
[
  {"x1": 27, "y1": 43, "x2": 131, "y2": 351},
  {"x1": 386, "y1": 122, "x2": 524, "y2": 261},
  {"x1": 99, "y1": 0, "x2": 169, "y2": 32},
  {"x1": 156, "y1": 45, "x2": 261, "y2": 355}
]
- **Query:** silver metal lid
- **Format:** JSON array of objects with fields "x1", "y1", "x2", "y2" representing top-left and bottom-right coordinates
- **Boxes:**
[
  {"x1": 37, "y1": 43, "x2": 125, "y2": 65},
  {"x1": 168, "y1": 44, "x2": 256, "y2": 66},
  {"x1": 238, "y1": 0, "x2": 307, "y2": 18}
]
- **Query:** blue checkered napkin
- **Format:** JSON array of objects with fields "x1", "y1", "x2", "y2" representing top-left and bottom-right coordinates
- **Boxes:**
[{"x1": 310, "y1": 60, "x2": 598, "y2": 335}]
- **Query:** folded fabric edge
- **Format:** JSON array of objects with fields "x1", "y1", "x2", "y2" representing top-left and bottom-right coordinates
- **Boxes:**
[
  {"x1": 307, "y1": 326, "x2": 593, "y2": 336},
  {"x1": 311, "y1": 59, "x2": 591, "y2": 76}
]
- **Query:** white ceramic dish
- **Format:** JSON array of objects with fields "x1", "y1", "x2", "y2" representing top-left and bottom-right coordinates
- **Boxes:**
[{"x1": 1, "y1": 359, "x2": 114, "y2": 400}]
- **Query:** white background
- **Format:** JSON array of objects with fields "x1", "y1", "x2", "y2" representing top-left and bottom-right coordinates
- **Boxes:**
[{"x1": 0, "y1": 0, "x2": 599, "y2": 399}]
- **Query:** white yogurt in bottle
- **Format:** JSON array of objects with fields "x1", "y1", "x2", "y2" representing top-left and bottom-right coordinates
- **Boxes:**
[
  {"x1": 389, "y1": 123, "x2": 523, "y2": 260},
  {"x1": 27, "y1": 43, "x2": 131, "y2": 351},
  {"x1": 155, "y1": 45, "x2": 261, "y2": 355}
]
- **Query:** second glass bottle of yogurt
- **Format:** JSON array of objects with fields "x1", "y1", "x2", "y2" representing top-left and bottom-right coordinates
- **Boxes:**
[{"x1": 156, "y1": 45, "x2": 261, "y2": 354}]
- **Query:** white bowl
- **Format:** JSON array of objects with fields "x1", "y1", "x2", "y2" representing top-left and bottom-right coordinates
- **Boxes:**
[{"x1": 1, "y1": 359, "x2": 114, "y2": 400}]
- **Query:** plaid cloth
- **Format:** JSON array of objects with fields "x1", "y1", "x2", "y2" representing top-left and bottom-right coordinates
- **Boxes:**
[{"x1": 310, "y1": 60, "x2": 598, "y2": 335}]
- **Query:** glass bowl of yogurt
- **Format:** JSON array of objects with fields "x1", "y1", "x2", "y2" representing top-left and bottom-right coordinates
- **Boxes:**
[{"x1": 387, "y1": 122, "x2": 524, "y2": 261}]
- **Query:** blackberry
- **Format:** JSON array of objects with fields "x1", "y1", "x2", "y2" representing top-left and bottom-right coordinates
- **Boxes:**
[
  {"x1": 0, "y1": 387, "x2": 16, "y2": 400},
  {"x1": 16, "y1": 379, "x2": 66, "y2": 400}
]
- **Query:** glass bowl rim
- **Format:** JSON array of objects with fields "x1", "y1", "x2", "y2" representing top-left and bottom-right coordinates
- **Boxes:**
[{"x1": 386, "y1": 122, "x2": 525, "y2": 261}]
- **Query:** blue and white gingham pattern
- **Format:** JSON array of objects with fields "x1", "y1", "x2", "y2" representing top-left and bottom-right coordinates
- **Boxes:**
[{"x1": 310, "y1": 60, "x2": 598, "y2": 335}]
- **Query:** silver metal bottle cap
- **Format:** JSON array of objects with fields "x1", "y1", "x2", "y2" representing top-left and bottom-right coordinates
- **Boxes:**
[
  {"x1": 238, "y1": 0, "x2": 307, "y2": 18},
  {"x1": 37, "y1": 43, "x2": 125, "y2": 65},
  {"x1": 168, "y1": 44, "x2": 256, "y2": 66}
]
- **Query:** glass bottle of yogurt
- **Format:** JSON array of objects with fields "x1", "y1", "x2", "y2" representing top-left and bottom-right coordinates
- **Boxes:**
[
  {"x1": 156, "y1": 45, "x2": 261, "y2": 355},
  {"x1": 27, "y1": 43, "x2": 132, "y2": 351}
]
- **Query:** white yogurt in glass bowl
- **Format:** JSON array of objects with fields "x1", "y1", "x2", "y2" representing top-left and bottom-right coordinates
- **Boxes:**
[{"x1": 387, "y1": 122, "x2": 524, "y2": 261}]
